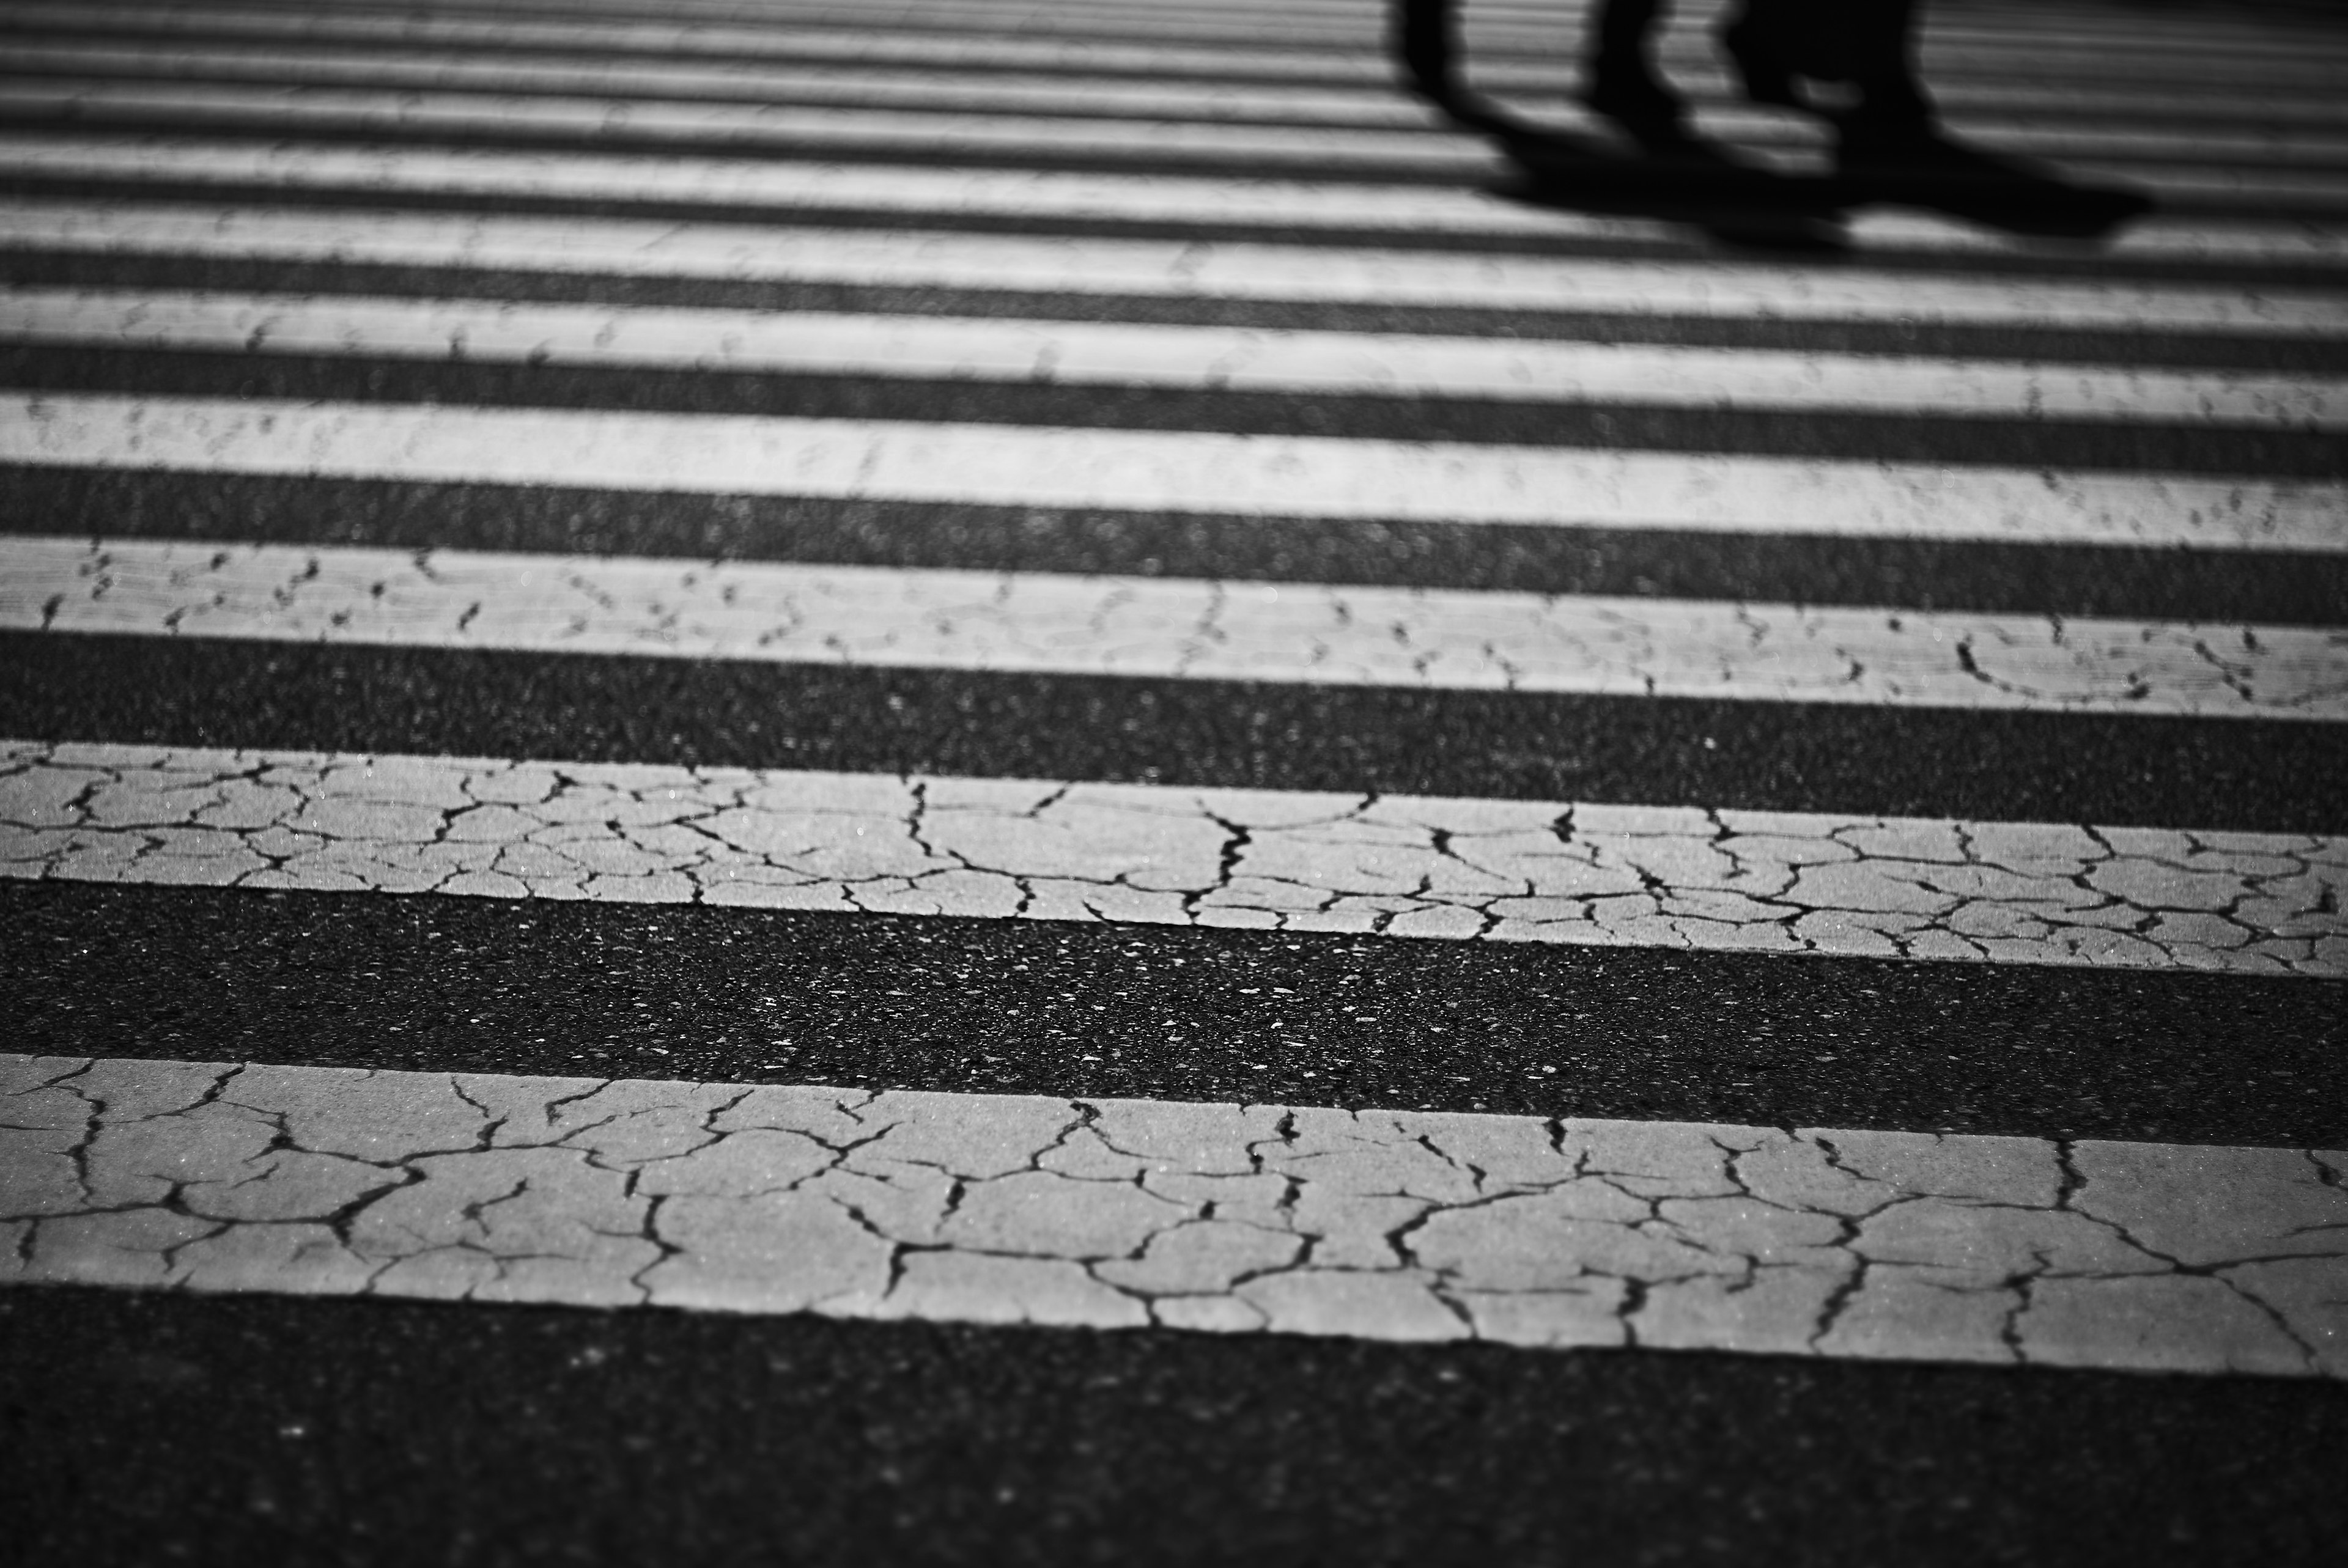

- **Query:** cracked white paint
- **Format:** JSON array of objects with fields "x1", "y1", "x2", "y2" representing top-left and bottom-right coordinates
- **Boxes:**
[
  {"x1": 2, "y1": 134, "x2": 2340, "y2": 266},
  {"x1": 11, "y1": 288, "x2": 2336, "y2": 430},
  {"x1": 8, "y1": 203, "x2": 2338, "y2": 340},
  {"x1": 4, "y1": 740, "x2": 2341, "y2": 976},
  {"x1": 7, "y1": 536, "x2": 2342, "y2": 716},
  {"x1": 3, "y1": 1053, "x2": 2341, "y2": 1377},
  {"x1": 14, "y1": 396, "x2": 2344, "y2": 554}
]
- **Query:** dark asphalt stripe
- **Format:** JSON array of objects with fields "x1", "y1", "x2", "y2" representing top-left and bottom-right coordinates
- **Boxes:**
[
  {"x1": 6, "y1": 880, "x2": 2342, "y2": 1146},
  {"x1": 6, "y1": 346, "x2": 2335, "y2": 477},
  {"x1": 7, "y1": 468, "x2": 2341, "y2": 625},
  {"x1": 1, "y1": 174, "x2": 2320, "y2": 294},
  {"x1": 8, "y1": 1287, "x2": 2343, "y2": 1568},
  {"x1": 7, "y1": 248, "x2": 2343, "y2": 374},
  {"x1": 6, "y1": 633, "x2": 2341, "y2": 831}
]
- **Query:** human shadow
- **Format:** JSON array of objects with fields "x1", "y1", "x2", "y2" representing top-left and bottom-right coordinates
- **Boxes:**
[{"x1": 1393, "y1": 0, "x2": 2155, "y2": 254}]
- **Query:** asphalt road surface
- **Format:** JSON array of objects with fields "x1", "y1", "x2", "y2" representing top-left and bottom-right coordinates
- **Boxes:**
[{"x1": 2, "y1": 0, "x2": 2345, "y2": 1562}]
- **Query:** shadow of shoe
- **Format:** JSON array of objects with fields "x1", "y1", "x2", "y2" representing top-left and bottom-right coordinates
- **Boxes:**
[
  {"x1": 1831, "y1": 123, "x2": 2159, "y2": 241},
  {"x1": 1492, "y1": 125, "x2": 1855, "y2": 255}
]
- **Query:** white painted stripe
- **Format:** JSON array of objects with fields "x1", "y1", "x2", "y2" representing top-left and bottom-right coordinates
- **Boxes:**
[
  {"x1": 1148, "y1": 0, "x2": 2271, "y2": 29},
  {"x1": 271, "y1": 0, "x2": 2290, "y2": 43},
  {"x1": 1153, "y1": 0, "x2": 2322, "y2": 45},
  {"x1": 0, "y1": 133, "x2": 1655, "y2": 243},
  {"x1": 5, "y1": 3, "x2": 1405, "y2": 83},
  {"x1": 265, "y1": 0, "x2": 2333, "y2": 47},
  {"x1": 10, "y1": 202, "x2": 2334, "y2": 340},
  {"x1": 16, "y1": 61, "x2": 2348, "y2": 171},
  {"x1": 13, "y1": 35, "x2": 2344, "y2": 132},
  {"x1": 2, "y1": 41, "x2": 1453, "y2": 128},
  {"x1": 11, "y1": 6, "x2": 2348, "y2": 105},
  {"x1": 16, "y1": 289, "x2": 2334, "y2": 431},
  {"x1": 655, "y1": 6, "x2": 2348, "y2": 81},
  {"x1": 8, "y1": 395, "x2": 2341, "y2": 554},
  {"x1": 0, "y1": 79, "x2": 1510, "y2": 171},
  {"x1": 0, "y1": 8, "x2": 1389, "y2": 89},
  {"x1": 8, "y1": 136, "x2": 2332, "y2": 266},
  {"x1": 6, "y1": 739, "x2": 2339, "y2": 974},
  {"x1": 198, "y1": 0, "x2": 2348, "y2": 78},
  {"x1": 1277, "y1": 6, "x2": 2332, "y2": 65},
  {"x1": 6, "y1": 1053, "x2": 2341, "y2": 1375},
  {"x1": 670, "y1": 0, "x2": 2348, "y2": 52},
  {"x1": 1088, "y1": 0, "x2": 2268, "y2": 27},
  {"x1": 1929, "y1": 87, "x2": 2348, "y2": 130},
  {"x1": 8, "y1": 536, "x2": 2344, "y2": 719}
]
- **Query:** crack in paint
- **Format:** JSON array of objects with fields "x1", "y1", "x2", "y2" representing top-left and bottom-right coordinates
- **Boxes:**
[
  {"x1": 7, "y1": 743, "x2": 2338, "y2": 976},
  {"x1": 1, "y1": 1056, "x2": 2345, "y2": 1375}
]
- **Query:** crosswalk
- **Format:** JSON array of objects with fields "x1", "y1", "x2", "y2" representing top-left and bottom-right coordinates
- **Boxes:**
[{"x1": 1, "y1": 0, "x2": 2345, "y2": 1549}]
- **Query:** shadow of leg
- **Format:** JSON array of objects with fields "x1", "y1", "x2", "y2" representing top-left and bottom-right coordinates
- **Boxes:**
[
  {"x1": 1582, "y1": 0, "x2": 1699, "y2": 152},
  {"x1": 1392, "y1": 0, "x2": 1853, "y2": 253}
]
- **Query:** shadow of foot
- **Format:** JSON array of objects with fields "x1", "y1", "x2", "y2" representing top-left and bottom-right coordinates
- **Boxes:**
[
  {"x1": 1391, "y1": 0, "x2": 2154, "y2": 256},
  {"x1": 1830, "y1": 123, "x2": 2159, "y2": 240},
  {"x1": 1484, "y1": 116, "x2": 2155, "y2": 254},
  {"x1": 1490, "y1": 123, "x2": 1856, "y2": 254}
]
